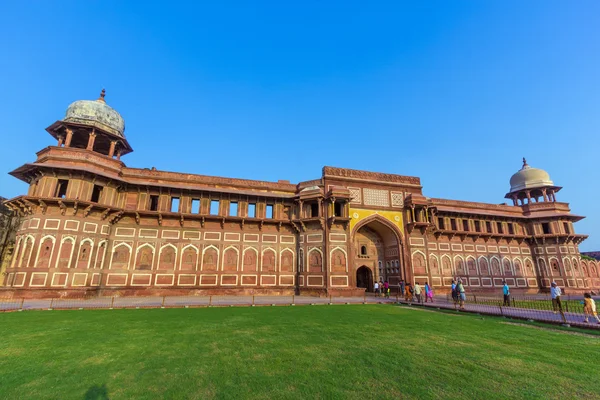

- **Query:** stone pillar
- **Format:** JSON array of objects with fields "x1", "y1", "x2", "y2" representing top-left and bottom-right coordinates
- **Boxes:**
[
  {"x1": 57, "y1": 136, "x2": 64, "y2": 147},
  {"x1": 116, "y1": 149, "x2": 122, "y2": 161},
  {"x1": 86, "y1": 130, "x2": 97, "y2": 150},
  {"x1": 64, "y1": 128, "x2": 73, "y2": 147},
  {"x1": 526, "y1": 190, "x2": 531, "y2": 204},
  {"x1": 108, "y1": 141, "x2": 117, "y2": 157}
]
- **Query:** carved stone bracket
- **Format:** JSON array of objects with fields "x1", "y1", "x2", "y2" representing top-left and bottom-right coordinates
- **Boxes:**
[
  {"x1": 201, "y1": 216, "x2": 205, "y2": 228},
  {"x1": 38, "y1": 200, "x2": 47, "y2": 215},
  {"x1": 157, "y1": 213, "x2": 163, "y2": 226},
  {"x1": 58, "y1": 200, "x2": 67, "y2": 216},
  {"x1": 180, "y1": 214, "x2": 185, "y2": 227},
  {"x1": 72, "y1": 201, "x2": 78, "y2": 216},
  {"x1": 101, "y1": 208, "x2": 111, "y2": 220},
  {"x1": 240, "y1": 218, "x2": 245, "y2": 230},
  {"x1": 135, "y1": 212, "x2": 140, "y2": 224},
  {"x1": 83, "y1": 204, "x2": 93, "y2": 218}
]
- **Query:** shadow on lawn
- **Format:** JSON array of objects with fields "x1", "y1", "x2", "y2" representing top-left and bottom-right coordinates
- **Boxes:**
[{"x1": 84, "y1": 384, "x2": 109, "y2": 400}]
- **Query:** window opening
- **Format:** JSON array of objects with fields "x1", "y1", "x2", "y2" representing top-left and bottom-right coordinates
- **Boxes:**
[
  {"x1": 474, "y1": 220, "x2": 481, "y2": 233},
  {"x1": 438, "y1": 217, "x2": 445, "y2": 230},
  {"x1": 496, "y1": 222, "x2": 503, "y2": 234},
  {"x1": 361, "y1": 246, "x2": 367, "y2": 256},
  {"x1": 266, "y1": 204, "x2": 273, "y2": 219},
  {"x1": 508, "y1": 223, "x2": 514, "y2": 235},
  {"x1": 55, "y1": 179, "x2": 68, "y2": 198},
  {"x1": 563, "y1": 222, "x2": 570, "y2": 234},
  {"x1": 462, "y1": 220, "x2": 469, "y2": 232},
  {"x1": 542, "y1": 222, "x2": 551, "y2": 234},
  {"x1": 450, "y1": 219, "x2": 457, "y2": 231},
  {"x1": 309, "y1": 202, "x2": 319, "y2": 218},
  {"x1": 334, "y1": 202, "x2": 343, "y2": 217},
  {"x1": 91, "y1": 185, "x2": 103, "y2": 203},
  {"x1": 210, "y1": 200, "x2": 220, "y2": 215},
  {"x1": 149, "y1": 195, "x2": 159, "y2": 211},
  {"x1": 248, "y1": 203, "x2": 256, "y2": 218},
  {"x1": 170, "y1": 197, "x2": 180, "y2": 213},
  {"x1": 229, "y1": 201, "x2": 238, "y2": 217},
  {"x1": 191, "y1": 199, "x2": 200, "y2": 214}
]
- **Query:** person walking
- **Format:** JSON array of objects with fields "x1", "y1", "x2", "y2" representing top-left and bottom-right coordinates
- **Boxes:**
[
  {"x1": 451, "y1": 280, "x2": 458, "y2": 305},
  {"x1": 374, "y1": 281, "x2": 380, "y2": 297},
  {"x1": 414, "y1": 282, "x2": 423, "y2": 304},
  {"x1": 457, "y1": 279, "x2": 466, "y2": 310},
  {"x1": 399, "y1": 279, "x2": 405, "y2": 299},
  {"x1": 551, "y1": 281, "x2": 563, "y2": 314},
  {"x1": 384, "y1": 281, "x2": 390, "y2": 299},
  {"x1": 405, "y1": 283, "x2": 413, "y2": 303},
  {"x1": 502, "y1": 281, "x2": 510, "y2": 306},
  {"x1": 425, "y1": 282, "x2": 434, "y2": 303},
  {"x1": 583, "y1": 293, "x2": 600, "y2": 324}
]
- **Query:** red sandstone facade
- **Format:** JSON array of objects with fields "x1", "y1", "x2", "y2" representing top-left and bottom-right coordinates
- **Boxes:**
[{"x1": 2, "y1": 92, "x2": 598, "y2": 298}]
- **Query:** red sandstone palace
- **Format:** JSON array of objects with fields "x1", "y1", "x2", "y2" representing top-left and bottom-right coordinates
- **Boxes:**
[{"x1": 2, "y1": 91, "x2": 599, "y2": 297}]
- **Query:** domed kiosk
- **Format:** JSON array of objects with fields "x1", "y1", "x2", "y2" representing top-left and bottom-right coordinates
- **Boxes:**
[
  {"x1": 505, "y1": 158, "x2": 561, "y2": 205},
  {"x1": 46, "y1": 90, "x2": 133, "y2": 158}
]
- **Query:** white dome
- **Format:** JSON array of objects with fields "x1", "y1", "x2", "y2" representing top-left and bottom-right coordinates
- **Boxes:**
[
  {"x1": 64, "y1": 90, "x2": 125, "y2": 138},
  {"x1": 509, "y1": 158, "x2": 553, "y2": 192}
]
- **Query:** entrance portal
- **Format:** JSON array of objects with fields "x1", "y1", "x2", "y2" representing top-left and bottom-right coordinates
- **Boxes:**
[{"x1": 356, "y1": 266, "x2": 373, "y2": 292}]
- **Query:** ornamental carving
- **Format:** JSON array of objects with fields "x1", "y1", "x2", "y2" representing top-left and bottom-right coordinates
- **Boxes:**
[{"x1": 322, "y1": 166, "x2": 421, "y2": 185}]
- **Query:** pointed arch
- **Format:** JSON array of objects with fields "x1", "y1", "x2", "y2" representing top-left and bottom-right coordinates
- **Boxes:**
[
  {"x1": 412, "y1": 250, "x2": 428, "y2": 275},
  {"x1": 351, "y1": 214, "x2": 404, "y2": 245},
  {"x1": 34, "y1": 235, "x2": 56, "y2": 269},
  {"x1": 180, "y1": 244, "x2": 199, "y2": 271},
  {"x1": 157, "y1": 243, "x2": 178, "y2": 270},
  {"x1": 562, "y1": 257, "x2": 573, "y2": 276},
  {"x1": 548, "y1": 257, "x2": 561, "y2": 277},
  {"x1": 502, "y1": 257, "x2": 513, "y2": 276},
  {"x1": 261, "y1": 247, "x2": 277, "y2": 272},
  {"x1": 453, "y1": 255, "x2": 465, "y2": 276},
  {"x1": 135, "y1": 243, "x2": 155, "y2": 270},
  {"x1": 329, "y1": 246, "x2": 347, "y2": 273},
  {"x1": 110, "y1": 242, "x2": 132, "y2": 270},
  {"x1": 441, "y1": 254, "x2": 452, "y2": 276},
  {"x1": 201, "y1": 244, "x2": 219, "y2": 271},
  {"x1": 466, "y1": 255, "x2": 477, "y2": 276},
  {"x1": 429, "y1": 254, "x2": 440, "y2": 276},
  {"x1": 10, "y1": 236, "x2": 23, "y2": 269},
  {"x1": 18, "y1": 235, "x2": 35, "y2": 268},
  {"x1": 307, "y1": 247, "x2": 323, "y2": 273},
  {"x1": 95, "y1": 240, "x2": 108, "y2": 269},
  {"x1": 524, "y1": 258, "x2": 534, "y2": 276},
  {"x1": 75, "y1": 238, "x2": 94, "y2": 269},
  {"x1": 222, "y1": 245, "x2": 240, "y2": 272},
  {"x1": 512, "y1": 257, "x2": 523, "y2": 277},
  {"x1": 280, "y1": 248, "x2": 295, "y2": 273},
  {"x1": 242, "y1": 247, "x2": 258, "y2": 272},
  {"x1": 478, "y1": 256, "x2": 489, "y2": 276},
  {"x1": 490, "y1": 256, "x2": 501, "y2": 276},
  {"x1": 537, "y1": 258, "x2": 549, "y2": 276},
  {"x1": 56, "y1": 236, "x2": 76, "y2": 269}
]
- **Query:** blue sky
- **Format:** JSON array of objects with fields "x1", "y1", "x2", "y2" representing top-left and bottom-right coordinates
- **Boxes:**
[{"x1": 1, "y1": 1, "x2": 599, "y2": 250}]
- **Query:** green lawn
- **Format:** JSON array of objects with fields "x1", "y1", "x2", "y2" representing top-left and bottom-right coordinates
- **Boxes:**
[{"x1": 0, "y1": 305, "x2": 598, "y2": 400}]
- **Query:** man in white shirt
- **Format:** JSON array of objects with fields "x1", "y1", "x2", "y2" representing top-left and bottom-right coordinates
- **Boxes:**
[
  {"x1": 374, "y1": 281, "x2": 379, "y2": 297},
  {"x1": 551, "y1": 281, "x2": 563, "y2": 314},
  {"x1": 414, "y1": 282, "x2": 423, "y2": 304}
]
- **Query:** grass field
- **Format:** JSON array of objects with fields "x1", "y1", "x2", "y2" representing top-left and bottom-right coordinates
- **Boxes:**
[{"x1": 0, "y1": 305, "x2": 599, "y2": 400}]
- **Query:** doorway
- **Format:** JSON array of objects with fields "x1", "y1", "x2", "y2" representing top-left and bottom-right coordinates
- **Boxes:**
[{"x1": 356, "y1": 266, "x2": 373, "y2": 292}]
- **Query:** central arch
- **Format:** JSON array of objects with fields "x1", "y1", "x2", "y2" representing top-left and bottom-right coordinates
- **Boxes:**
[
  {"x1": 351, "y1": 214, "x2": 405, "y2": 288},
  {"x1": 356, "y1": 266, "x2": 373, "y2": 291}
]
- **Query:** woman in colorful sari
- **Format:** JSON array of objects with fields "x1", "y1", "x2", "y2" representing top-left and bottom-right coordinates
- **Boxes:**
[{"x1": 424, "y1": 282, "x2": 434, "y2": 303}]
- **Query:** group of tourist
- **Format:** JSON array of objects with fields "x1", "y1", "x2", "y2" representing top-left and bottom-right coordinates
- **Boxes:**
[
  {"x1": 379, "y1": 277, "x2": 599, "y2": 324},
  {"x1": 373, "y1": 280, "x2": 391, "y2": 299}
]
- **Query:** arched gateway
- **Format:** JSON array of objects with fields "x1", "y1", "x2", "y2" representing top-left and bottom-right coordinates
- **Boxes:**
[{"x1": 351, "y1": 215, "x2": 405, "y2": 289}]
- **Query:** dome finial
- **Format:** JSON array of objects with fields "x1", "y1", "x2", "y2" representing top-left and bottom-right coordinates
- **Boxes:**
[
  {"x1": 522, "y1": 157, "x2": 528, "y2": 168},
  {"x1": 98, "y1": 88, "x2": 106, "y2": 103}
]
